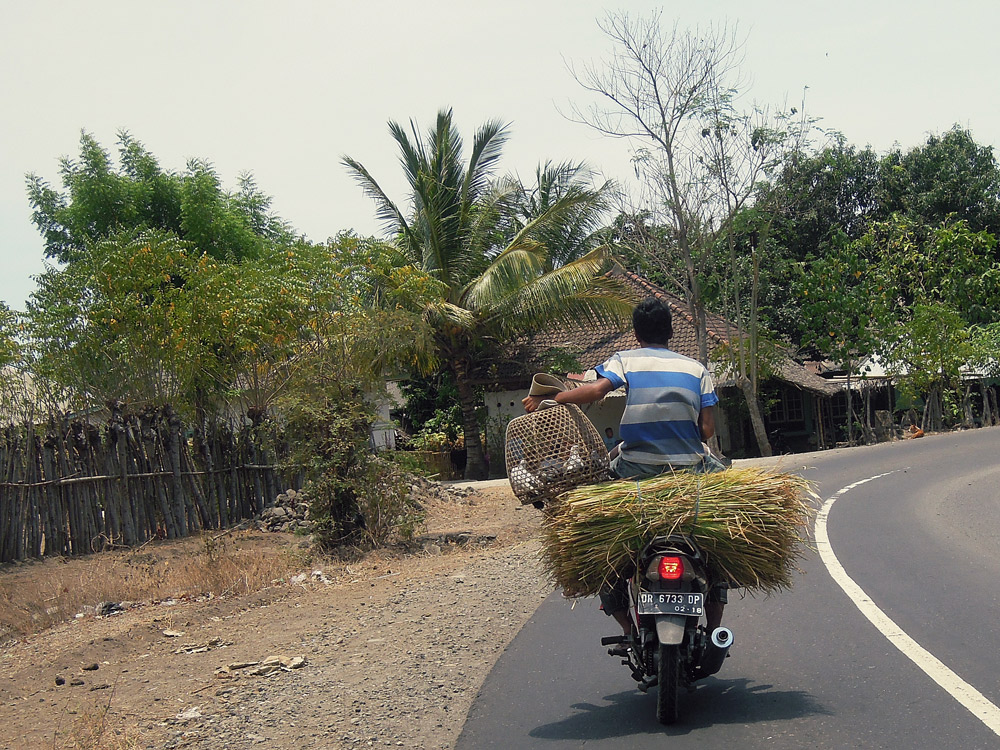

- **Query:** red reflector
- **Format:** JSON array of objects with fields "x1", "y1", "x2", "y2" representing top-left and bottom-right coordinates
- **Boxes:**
[{"x1": 658, "y1": 556, "x2": 684, "y2": 580}]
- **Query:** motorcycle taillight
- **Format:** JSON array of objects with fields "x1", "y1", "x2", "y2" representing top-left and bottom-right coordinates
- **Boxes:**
[{"x1": 657, "y1": 555, "x2": 684, "y2": 581}]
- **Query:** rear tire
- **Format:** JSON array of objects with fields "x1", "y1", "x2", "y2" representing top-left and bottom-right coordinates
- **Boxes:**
[{"x1": 656, "y1": 643, "x2": 680, "y2": 725}]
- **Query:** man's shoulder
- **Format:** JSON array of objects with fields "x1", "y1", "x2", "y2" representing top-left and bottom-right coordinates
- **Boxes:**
[{"x1": 617, "y1": 347, "x2": 704, "y2": 369}]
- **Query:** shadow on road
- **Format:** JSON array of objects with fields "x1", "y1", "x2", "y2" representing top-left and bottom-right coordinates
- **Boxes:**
[{"x1": 527, "y1": 677, "x2": 831, "y2": 740}]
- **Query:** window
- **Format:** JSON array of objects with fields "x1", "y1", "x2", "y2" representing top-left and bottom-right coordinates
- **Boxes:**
[
  {"x1": 829, "y1": 392, "x2": 848, "y2": 420},
  {"x1": 769, "y1": 389, "x2": 805, "y2": 423}
]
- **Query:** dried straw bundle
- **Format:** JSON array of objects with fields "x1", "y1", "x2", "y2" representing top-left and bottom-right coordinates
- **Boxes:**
[{"x1": 540, "y1": 467, "x2": 815, "y2": 598}]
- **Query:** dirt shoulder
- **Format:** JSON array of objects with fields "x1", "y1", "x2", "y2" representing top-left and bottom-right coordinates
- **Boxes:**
[{"x1": 0, "y1": 481, "x2": 550, "y2": 749}]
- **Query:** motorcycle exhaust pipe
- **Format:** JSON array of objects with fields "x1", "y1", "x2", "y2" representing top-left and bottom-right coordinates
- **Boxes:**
[{"x1": 698, "y1": 627, "x2": 734, "y2": 676}]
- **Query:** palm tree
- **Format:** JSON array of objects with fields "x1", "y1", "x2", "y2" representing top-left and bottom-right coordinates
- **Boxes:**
[
  {"x1": 344, "y1": 109, "x2": 630, "y2": 479},
  {"x1": 511, "y1": 161, "x2": 614, "y2": 270}
]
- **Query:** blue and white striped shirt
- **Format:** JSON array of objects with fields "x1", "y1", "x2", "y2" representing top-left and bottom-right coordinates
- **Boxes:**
[{"x1": 595, "y1": 347, "x2": 718, "y2": 467}]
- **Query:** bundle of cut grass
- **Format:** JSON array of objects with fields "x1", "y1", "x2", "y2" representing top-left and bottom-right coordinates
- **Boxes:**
[{"x1": 541, "y1": 467, "x2": 815, "y2": 598}]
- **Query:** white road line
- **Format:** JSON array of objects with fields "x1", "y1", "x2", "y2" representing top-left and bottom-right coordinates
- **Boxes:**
[{"x1": 815, "y1": 471, "x2": 1000, "y2": 736}]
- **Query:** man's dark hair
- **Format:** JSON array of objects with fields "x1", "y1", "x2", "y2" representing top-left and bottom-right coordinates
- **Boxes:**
[{"x1": 633, "y1": 296, "x2": 673, "y2": 345}]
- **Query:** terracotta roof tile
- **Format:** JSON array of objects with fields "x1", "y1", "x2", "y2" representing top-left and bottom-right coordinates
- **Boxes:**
[{"x1": 496, "y1": 267, "x2": 840, "y2": 397}]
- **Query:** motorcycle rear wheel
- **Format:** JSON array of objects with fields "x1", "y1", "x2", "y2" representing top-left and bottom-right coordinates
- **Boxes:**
[{"x1": 656, "y1": 643, "x2": 680, "y2": 725}]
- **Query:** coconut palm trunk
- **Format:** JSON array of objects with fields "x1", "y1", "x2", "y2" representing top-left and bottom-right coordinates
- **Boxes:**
[{"x1": 450, "y1": 360, "x2": 488, "y2": 480}]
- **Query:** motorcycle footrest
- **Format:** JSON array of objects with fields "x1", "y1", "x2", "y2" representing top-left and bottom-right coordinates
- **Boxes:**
[
  {"x1": 607, "y1": 645, "x2": 630, "y2": 657},
  {"x1": 601, "y1": 635, "x2": 627, "y2": 646},
  {"x1": 637, "y1": 675, "x2": 658, "y2": 693}
]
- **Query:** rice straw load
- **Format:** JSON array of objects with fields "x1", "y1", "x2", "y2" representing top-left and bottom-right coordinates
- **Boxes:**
[{"x1": 540, "y1": 467, "x2": 816, "y2": 599}]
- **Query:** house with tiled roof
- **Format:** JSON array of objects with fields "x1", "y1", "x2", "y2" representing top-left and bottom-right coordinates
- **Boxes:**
[{"x1": 483, "y1": 267, "x2": 843, "y2": 464}]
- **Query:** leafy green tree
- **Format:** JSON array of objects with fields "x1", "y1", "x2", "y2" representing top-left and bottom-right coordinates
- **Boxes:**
[
  {"x1": 880, "y1": 126, "x2": 1000, "y2": 238},
  {"x1": 26, "y1": 131, "x2": 294, "y2": 264},
  {"x1": 798, "y1": 236, "x2": 881, "y2": 442},
  {"x1": 881, "y1": 303, "x2": 976, "y2": 430},
  {"x1": 864, "y1": 217, "x2": 1000, "y2": 326},
  {"x1": 752, "y1": 137, "x2": 885, "y2": 343},
  {"x1": 26, "y1": 230, "x2": 205, "y2": 412},
  {"x1": 23, "y1": 229, "x2": 346, "y2": 420},
  {"x1": 344, "y1": 109, "x2": 630, "y2": 479},
  {"x1": 968, "y1": 322, "x2": 1000, "y2": 426},
  {"x1": 0, "y1": 303, "x2": 32, "y2": 422},
  {"x1": 748, "y1": 129, "x2": 1000, "y2": 352},
  {"x1": 798, "y1": 217, "x2": 1000, "y2": 434},
  {"x1": 868, "y1": 218, "x2": 1000, "y2": 431},
  {"x1": 770, "y1": 136, "x2": 885, "y2": 258},
  {"x1": 0, "y1": 303, "x2": 22, "y2": 370}
]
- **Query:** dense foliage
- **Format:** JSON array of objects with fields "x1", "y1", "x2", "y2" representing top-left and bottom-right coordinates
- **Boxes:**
[
  {"x1": 26, "y1": 131, "x2": 295, "y2": 264},
  {"x1": 772, "y1": 129, "x2": 1000, "y2": 430},
  {"x1": 17, "y1": 136, "x2": 428, "y2": 548}
]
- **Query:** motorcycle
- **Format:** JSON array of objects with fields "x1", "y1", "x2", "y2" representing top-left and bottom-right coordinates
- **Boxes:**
[{"x1": 601, "y1": 533, "x2": 734, "y2": 725}]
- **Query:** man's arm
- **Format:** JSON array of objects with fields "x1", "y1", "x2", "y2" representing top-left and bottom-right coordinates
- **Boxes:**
[
  {"x1": 699, "y1": 405, "x2": 716, "y2": 441},
  {"x1": 522, "y1": 377, "x2": 615, "y2": 413}
]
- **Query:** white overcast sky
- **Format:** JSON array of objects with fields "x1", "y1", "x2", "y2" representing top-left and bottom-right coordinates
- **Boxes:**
[{"x1": 2, "y1": 0, "x2": 998, "y2": 309}]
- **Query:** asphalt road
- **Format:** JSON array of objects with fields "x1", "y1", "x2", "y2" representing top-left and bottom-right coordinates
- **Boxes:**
[{"x1": 458, "y1": 426, "x2": 1000, "y2": 749}]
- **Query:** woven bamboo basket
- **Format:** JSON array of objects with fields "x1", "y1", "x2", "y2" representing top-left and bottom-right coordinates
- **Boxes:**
[{"x1": 505, "y1": 404, "x2": 610, "y2": 504}]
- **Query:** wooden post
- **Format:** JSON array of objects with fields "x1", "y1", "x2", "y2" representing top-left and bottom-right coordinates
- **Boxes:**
[{"x1": 164, "y1": 407, "x2": 189, "y2": 537}]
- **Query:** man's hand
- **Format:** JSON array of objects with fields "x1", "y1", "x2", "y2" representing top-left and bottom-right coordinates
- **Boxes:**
[{"x1": 522, "y1": 395, "x2": 545, "y2": 413}]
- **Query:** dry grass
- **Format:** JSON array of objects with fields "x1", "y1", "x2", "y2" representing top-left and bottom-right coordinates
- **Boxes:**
[
  {"x1": 53, "y1": 686, "x2": 143, "y2": 750},
  {"x1": 542, "y1": 467, "x2": 816, "y2": 598},
  {"x1": 0, "y1": 530, "x2": 309, "y2": 643}
]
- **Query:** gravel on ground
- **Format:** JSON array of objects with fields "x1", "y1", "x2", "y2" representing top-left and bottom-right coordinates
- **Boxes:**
[{"x1": 0, "y1": 482, "x2": 551, "y2": 750}]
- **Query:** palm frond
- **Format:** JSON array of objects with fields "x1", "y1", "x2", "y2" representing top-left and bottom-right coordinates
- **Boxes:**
[
  {"x1": 389, "y1": 118, "x2": 428, "y2": 195},
  {"x1": 422, "y1": 300, "x2": 477, "y2": 333},
  {"x1": 465, "y1": 178, "x2": 521, "y2": 261},
  {"x1": 460, "y1": 243, "x2": 548, "y2": 312},
  {"x1": 506, "y1": 185, "x2": 609, "y2": 258},
  {"x1": 341, "y1": 157, "x2": 409, "y2": 236},
  {"x1": 392, "y1": 110, "x2": 470, "y2": 290},
  {"x1": 496, "y1": 248, "x2": 633, "y2": 333},
  {"x1": 463, "y1": 117, "x2": 511, "y2": 205}
]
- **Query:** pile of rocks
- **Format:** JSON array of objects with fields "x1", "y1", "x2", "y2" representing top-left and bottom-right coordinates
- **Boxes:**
[
  {"x1": 407, "y1": 474, "x2": 478, "y2": 505},
  {"x1": 258, "y1": 488, "x2": 310, "y2": 533}
]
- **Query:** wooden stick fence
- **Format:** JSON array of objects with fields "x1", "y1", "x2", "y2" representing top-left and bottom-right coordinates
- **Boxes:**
[{"x1": 0, "y1": 410, "x2": 297, "y2": 563}]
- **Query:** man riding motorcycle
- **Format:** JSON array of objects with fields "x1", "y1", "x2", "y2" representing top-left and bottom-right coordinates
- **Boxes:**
[{"x1": 523, "y1": 296, "x2": 728, "y2": 635}]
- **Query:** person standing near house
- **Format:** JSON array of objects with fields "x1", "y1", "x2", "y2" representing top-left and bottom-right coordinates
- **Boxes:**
[{"x1": 522, "y1": 295, "x2": 726, "y2": 634}]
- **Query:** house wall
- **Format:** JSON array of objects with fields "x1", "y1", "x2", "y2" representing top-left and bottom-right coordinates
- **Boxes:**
[
  {"x1": 370, "y1": 399, "x2": 396, "y2": 451},
  {"x1": 484, "y1": 389, "x2": 624, "y2": 440},
  {"x1": 370, "y1": 383, "x2": 402, "y2": 451}
]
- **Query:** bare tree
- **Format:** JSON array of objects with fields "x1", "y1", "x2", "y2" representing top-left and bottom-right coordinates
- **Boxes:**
[
  {"x1": 568, "y1": 10, "x2": 811, "y2": 456},
  {"x1": 567, "y1": 11, "x2": 744, "y2": 362}
]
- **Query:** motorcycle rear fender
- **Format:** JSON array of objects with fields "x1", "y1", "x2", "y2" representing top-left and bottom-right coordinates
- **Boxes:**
[{"x1": 655, "y1": 615, "x2": 687, "y2": 645}]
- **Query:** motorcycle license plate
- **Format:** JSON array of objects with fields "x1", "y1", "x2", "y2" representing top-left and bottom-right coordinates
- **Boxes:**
[{"x1": 637, "y1": 591, "x2": 704, "y2": 616}]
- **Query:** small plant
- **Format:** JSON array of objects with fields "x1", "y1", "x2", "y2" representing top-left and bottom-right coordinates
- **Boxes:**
[
  {"x1": 386, "y1": 451, "x2": 436, "y2": 477},
  {"x1": 410, "y1": 430, "x2": 452, "y2": 451},
  {"x1": 408, "y1": 403, "x2": 464, "y2": 452},
  {"x1": 357, "y1": 459, "x2": 424, "y2": 545}
]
